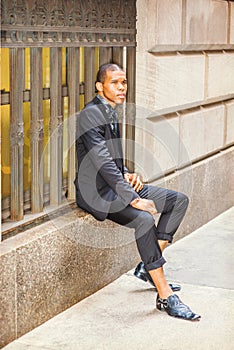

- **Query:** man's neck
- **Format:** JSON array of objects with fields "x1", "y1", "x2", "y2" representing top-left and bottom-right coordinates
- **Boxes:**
[{"x1": 96, "y1": 94, "x2": 116, "y2": 110}]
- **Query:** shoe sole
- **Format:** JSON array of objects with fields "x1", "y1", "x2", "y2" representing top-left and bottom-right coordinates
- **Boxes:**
[{"x1": 157, "y1": 307, "x2": 201, "y2": 321}]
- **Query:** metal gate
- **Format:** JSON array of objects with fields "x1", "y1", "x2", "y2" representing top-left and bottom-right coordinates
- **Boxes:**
[{"x1": 0, "y1": 0, "x2": 136, "y2": 238}]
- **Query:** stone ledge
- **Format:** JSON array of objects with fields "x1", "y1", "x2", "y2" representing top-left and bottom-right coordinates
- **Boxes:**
[
  {"x1": 148, "y1": 44, "x2": 234, "y2": 54},
  {"x1": 0, "y1": 210, "x2": 138, "y2": 348},
  {"x1": 1, "y1": 146, "x2": 234, "y2": 348}
]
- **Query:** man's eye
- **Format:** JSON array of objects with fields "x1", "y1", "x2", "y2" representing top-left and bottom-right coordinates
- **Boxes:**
[{"x1": 111, "y1": 80, "x2": 127, "y2": 84}]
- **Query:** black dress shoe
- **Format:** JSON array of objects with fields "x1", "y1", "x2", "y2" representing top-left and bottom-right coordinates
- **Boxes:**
[
  {"x1": 156, "y1": 294, "x2": 201, "y2": 321},
  {"x1": 134, "y1": 262, "x2": 181, "y2": 292}
]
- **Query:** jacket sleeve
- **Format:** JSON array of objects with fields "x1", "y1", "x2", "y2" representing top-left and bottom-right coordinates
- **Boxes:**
[
  {"x1": 78, "y1": 106, "x2": 138, "y2": 206},
  {"x1": 123, "y1": 166, "x2": 129, "y2": 174}
]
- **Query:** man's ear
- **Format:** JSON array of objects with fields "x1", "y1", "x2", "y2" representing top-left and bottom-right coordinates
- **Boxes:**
[{"x1": 95, "y1": 82, "x2": 103, "y2": 92}]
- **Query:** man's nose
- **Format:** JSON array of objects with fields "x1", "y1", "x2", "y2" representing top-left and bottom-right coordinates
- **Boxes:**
[{"x1": 117, "y1": 82, "x2": 125, "y2": 90}]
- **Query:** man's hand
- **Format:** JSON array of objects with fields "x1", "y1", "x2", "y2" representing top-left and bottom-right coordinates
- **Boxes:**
[
  {"x1": 130, "y1": 198, "x2": 157, "y2": 216},
  {"x1": 124, "y1": 173, "x2": 144, "y2": 192}
]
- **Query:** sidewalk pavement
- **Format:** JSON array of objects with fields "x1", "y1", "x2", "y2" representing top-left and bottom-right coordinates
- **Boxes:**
[{"x1": 3, "y1": 207, "x2": 234, "y2": 350}]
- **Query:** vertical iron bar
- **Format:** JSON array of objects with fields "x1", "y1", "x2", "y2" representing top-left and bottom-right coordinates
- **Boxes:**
[
  {"x1": 67, "y1": 47, "x2": 80, "y2": 200},
  {"x1": 125, "y1": 47, "x2": 136, "y2": 172},
  {"x1": 50, "y1": 47, "x2": 63, "y2": 205},
  {"x1": 10, "y1": 48, "x2": 24, "y2": 220},
  {"x1": 99, "y1": 47, "x2": 113, "y2": 67},
  {"x1": 30, "y1": 47, "x2": 44, "y2": 212},
  {"x1": 84, "y1": 47, "x2": 96, "y2": 105},
  {"x1": 113, "y1": 47, "x2": 124, "y2": 137},
  {"x1": 112, "y1": 47, "x2": 123, "y2": 67}
]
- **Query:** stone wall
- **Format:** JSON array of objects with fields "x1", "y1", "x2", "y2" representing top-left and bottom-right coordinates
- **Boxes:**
[
  {"x1": 137, "y1": 0, "x2": 233, "y2": 49},
  {"x1": 135, "y1": 0, "x2": 234, "y2": 222}
]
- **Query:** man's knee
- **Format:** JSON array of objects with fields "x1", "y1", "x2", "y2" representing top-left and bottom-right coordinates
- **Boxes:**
[
  {"x1": 176, "y1": 192, "x2": 189, "y2": 210},
  {"x1": 136, "y1": 211, "x2": 155, "y2": 235}
]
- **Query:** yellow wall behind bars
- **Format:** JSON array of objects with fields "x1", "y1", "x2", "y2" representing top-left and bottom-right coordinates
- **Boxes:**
[
  {"x1": 1, "y1": 47, "x2": 68, "y2": 199},
  {"x1": 1, "y1": 48, "x2": 10, "y2": 198},
  {"x1": 1, "y1": 46, "x2": 98, "y2": 201}
]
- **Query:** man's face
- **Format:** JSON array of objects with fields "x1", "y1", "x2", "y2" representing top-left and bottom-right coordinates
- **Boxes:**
[{"x1": 96, "y1": 69, "x2": 127, "y2": 108}]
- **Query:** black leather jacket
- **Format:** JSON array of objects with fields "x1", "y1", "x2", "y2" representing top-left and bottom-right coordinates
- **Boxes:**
[{"x1": 74, "y1": 96, "x2": 137, "y2": 221}]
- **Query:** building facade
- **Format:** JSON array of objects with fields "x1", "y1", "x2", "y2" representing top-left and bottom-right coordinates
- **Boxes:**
[{"x1": 135, "y1": 0, "x2": 234, "y2": 239}]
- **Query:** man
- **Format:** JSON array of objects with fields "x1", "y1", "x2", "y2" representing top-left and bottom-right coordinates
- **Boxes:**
[{"x1": 75, "y1": 63, "x2": 200, "y2": 321}]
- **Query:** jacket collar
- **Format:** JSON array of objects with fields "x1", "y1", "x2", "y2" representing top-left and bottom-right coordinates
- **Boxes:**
[{"x1": 96, "y1": 94, "x2": 117, "y2": 115}]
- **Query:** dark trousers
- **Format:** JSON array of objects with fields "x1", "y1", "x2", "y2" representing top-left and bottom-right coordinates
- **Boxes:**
[{"x1": 107, "y1": 185, "x2": 189, "y2": 272}]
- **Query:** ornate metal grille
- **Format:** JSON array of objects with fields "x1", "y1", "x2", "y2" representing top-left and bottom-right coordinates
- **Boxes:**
[
  {"x1": 1, "y1": 0, "x2": 136, "y2": 48},
  {"x1": 1, "y1": 0, "x2": 136, "y2": 237}
]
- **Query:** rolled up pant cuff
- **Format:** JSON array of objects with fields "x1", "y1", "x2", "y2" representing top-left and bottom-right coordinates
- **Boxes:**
[
  {"x1": 144, "y1": 256, "x2": 166, "y2": 272},
  {"x1": 157, "y1": 233, "x2": 174, "y2": 243}
]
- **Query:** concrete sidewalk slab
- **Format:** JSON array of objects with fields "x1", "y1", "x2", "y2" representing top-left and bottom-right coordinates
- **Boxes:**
[
  {"x1": 164, "y1": 206, "x2": 234, "y2": 289},
  {"x1": 3, "y1": 207, "x2": 234, "y2": 350}
]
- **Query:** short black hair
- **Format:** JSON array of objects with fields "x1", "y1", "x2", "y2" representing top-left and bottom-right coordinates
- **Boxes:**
[{"x1": 96, "y1": 63, "x2": 124, "y2": 84}]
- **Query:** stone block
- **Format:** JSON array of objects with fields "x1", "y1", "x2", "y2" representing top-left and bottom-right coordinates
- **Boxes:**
[
  {"x1": 137, "y1": 0, "x2": 182, "y2": 51},
  {"x1": 136, "y1": 53, "x2": 205, "y2": 111},
  {"x1": 206, "y1": 53, "x2": 234, "y2": 99},
  {"x1": 145, "y1": 0, "x2": 158, "y2": 49},
  {"x1": 225, "y1": 99, "x2": 234, "y2": 146},
  {"x1": 136, "y1": 52, "x2": 158, "y2": 109},
  {"x1": 0, "y1": 251, "x2": 16, "y2": 348},
  {"x1": 230, "y1": 3, "x2": 234, "y2": 44},
  {"x1": 179, "y1": 105, "x2": 225, "y2": 166},
  {"x1": 136, "y1": 0, "x2": 149, "y2": 52},
  {"x1": 135, "y1": 114, "x2": 179, "y2": 181},
  {"x1": 15, "y1": 230, "x2": 81, "y2": 338},
  {"x1": 156, "y1": 0, "x2": 182, "y2": 45},
  {"x1": 155, "y1": 54, "x2": 205, "y2": 110},
  {"x1": 186, "y1": 0, "x2": 228, "y2": 44}
]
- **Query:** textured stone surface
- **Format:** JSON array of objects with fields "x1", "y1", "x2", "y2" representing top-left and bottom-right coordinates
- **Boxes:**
[
  {"x1": 146, "y1": 0, "x2": 158, "y2": 49},
  {"x1": 136, "y1": 53, "x2": 205, "y2": 111},
  {"x1": 186, "y1": 0, "x2": 228, "y2": 44},
  {"x1": 136, "y1": 0, "x2": 182, "y2": 51},
  {"x1": 3, "y1": 283, "x2": 234, "y2": 350},
  {"x1": 137, "y1": 0, "x2": 230, "y2": 50},
  {"x1": 154, "y1": 54, "x2": 205, "y2": 110},
  {"x1": 207, "y1": 53, "x2": 234, "y2": 99},
  {"x1": 136, "y1": 0, "x2": 149, "y2": 52},
  {"x1": 179, "y1": 105, "x2": 225, "y2": 166},
  {"x1": 15, "y1": 231, "x2": 81, "y2": 338},
  {"x1": 225, "y1": 99, "x2": 234, "y2": 146},
  {"x1": 231, "y1": 3, "x2": 234, "y2": 44},
  {"x1": 136, "y1": 52, "x2": 157, "y2": 110},
  {"x1": 135, "y1": 103, "x2": 230, "y2": 181},
  {"x1": 0, "y1": 211, "x2": 138, "y2": 347},
  {"x1": 0, "y1": 252, "x2": 16, "y2": 348},
  {"x1": 135, "y1": 114, "x2": 179, "y2": 181},
  {"x1": 155, "y1": 0, "x2": 182, "y2": 45},
  {"x1": 156, "y1": 147, "x2": 234, "y2": 241},
  {"x1": 164, "y1": 207, "x2": 234, "y2": 290}
]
